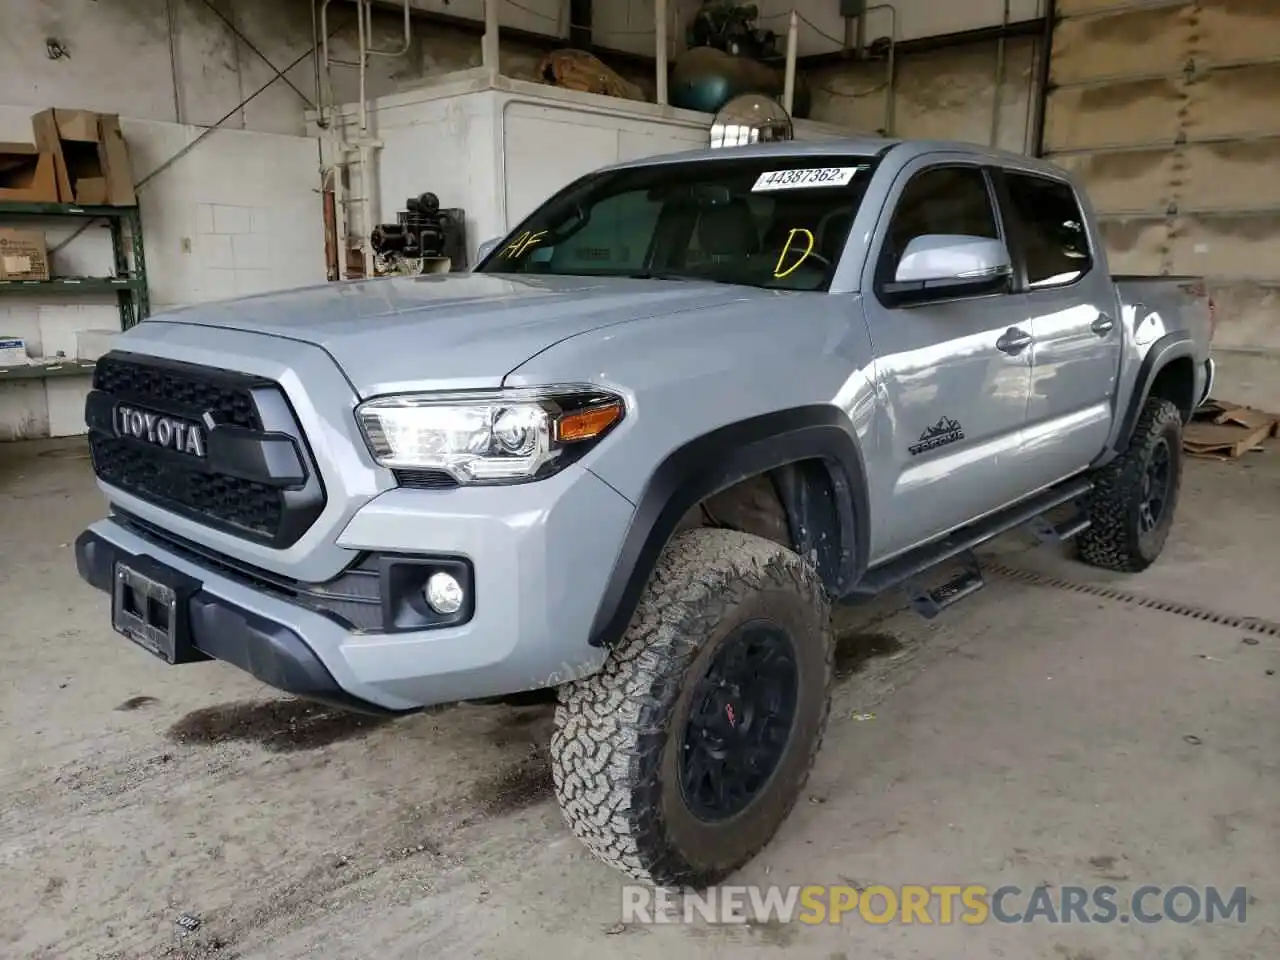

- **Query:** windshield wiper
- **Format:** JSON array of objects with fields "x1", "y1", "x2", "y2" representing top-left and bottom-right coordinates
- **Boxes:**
[
  {"x1": 629, "y1": 271, "x2": 694, "y2": 281},
  {"x1": 632, "y1": 271, "x2": 739, "y2": 285}
]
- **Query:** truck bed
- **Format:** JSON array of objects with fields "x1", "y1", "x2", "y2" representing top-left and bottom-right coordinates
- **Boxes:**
[{"x1": 1113, "y1": 274, "x2": 1214, "y2": 358}]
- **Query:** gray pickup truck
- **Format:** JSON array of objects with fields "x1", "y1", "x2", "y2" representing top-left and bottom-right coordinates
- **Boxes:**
[{"x1": 75, "y1": 138, "x2": 1213, "y2": 886}]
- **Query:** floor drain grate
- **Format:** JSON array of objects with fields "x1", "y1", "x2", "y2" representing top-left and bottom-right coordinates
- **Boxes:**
[{"x1": 985, "y1": 561, "x2": 1280, "y2": 639}]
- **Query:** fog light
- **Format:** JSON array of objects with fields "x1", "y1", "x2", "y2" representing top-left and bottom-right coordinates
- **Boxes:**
[{"x1": 424, "y1": 571, "x2": 464, "y2": 615}]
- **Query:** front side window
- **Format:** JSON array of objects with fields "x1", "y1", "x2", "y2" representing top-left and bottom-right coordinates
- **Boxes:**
[
  {"x1": 880, "y1": 165, "x2": 1000, "y2": 281},
  {"x1": 1003, "y1": 172, "x2": 1092, "y2": 288},
  {"x1": 477, "y1": 156, "x2": 878, "y2": 292}
]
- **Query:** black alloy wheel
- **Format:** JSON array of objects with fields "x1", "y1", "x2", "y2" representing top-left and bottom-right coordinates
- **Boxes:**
[
  {"x1": 679, "y1": 619, "x2": 800, "y2": 822},
  {"x1": 1137, "y1": 437, "x2": 1172, "y2": 534}
]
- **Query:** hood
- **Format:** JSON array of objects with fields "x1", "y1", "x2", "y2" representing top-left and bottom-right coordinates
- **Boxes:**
[{"x1": 153, "y1": 273, "x2": 752, "y2": 397}]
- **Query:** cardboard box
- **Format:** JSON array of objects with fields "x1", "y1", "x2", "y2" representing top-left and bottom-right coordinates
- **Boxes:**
[
  {"x1": 0, "y1": 143, "x2": 58, "y2": 202},
  {"x1": 69, "y1": 172, "x2": 108, "y2": 205},
  {"x1": 31, "y1": 110, "x2": 73, "y2": 202},
  {"x1": 98, "y1": 116, "x2": 137, "y2": 206},
  {"x1": 0, "y1": 229, "x2": 50, "y2": 281},
  {"x1": 54, "y1": 109, "x2": 100, "y2": 143},
  {"x1": 30, "y1": 109, "x2": 136, "y2": 205}
]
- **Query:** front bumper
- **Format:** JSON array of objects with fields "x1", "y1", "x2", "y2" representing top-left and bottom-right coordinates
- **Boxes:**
[
  {"x1": 76, "y1": 528, "x2": 397, "y2": 714},
  {"x1": 75, "y1": 465, "x2": 635, "y2": 712}
]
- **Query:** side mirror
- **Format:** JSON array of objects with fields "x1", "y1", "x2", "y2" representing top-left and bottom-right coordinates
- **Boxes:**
[
  {"x1": 475, "y1": 236, "x2": 502, "y2": 264},
  {"x1": 886, "y1": 234, "x2": 1012, "y2": 304}
]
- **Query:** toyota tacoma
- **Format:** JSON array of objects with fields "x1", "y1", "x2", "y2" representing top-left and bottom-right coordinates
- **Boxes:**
[{"x1": 76, "y1": 138, "x2": 1214, "y2": 886}]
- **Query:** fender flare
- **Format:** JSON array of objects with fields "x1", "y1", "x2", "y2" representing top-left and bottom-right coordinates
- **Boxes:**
[
  {"x1": 588, "y1": 405, "x2": 870, "y2": 648},
  {"x1": 1112, "y1": 331, "x2": 1195, "y2": 454}
]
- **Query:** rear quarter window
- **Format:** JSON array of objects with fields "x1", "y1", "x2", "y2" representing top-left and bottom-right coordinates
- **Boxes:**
[{"x1": 1003, "y1": 172, "x2": 1093, "y2": 289}]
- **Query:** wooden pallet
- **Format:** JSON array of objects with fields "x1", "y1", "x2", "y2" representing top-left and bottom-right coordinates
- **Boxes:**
[{"x1": 1185, "y1": 399, "x2": 1279, "y2": 459}]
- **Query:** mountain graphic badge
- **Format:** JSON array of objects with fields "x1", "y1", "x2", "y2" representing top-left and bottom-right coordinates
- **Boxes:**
[{"x1": 908, "y1": 416, "x2": 965, "y2": 456}]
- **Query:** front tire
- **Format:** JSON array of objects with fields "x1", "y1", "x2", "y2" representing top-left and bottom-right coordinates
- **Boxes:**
[
  {"x1": 1078, "y1": 397, "x2": 1184, "y2": 572},
  {"x1": 551, "y1": 528, "x2": 833, "y2": 887}
]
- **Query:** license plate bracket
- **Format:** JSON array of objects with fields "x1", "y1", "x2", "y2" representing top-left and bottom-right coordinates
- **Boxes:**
[{"x1": 112, "y1": 556, "x2": 206, "y2": 664}]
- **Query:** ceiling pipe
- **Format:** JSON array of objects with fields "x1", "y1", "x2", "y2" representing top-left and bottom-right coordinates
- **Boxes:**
[
  {"x1": 655, "y1": 0, "x2": 669, "y2": 105},
  {"x1": 990, "y1": 0, "x2": 1010, "y2": 148},
  {"x1": 874, "y1": 3, "x2": 899, "y2": 136},
  {"x1": 1031, "y1": 0, "x2": 1057, "y2": 156},
  {"x1": 782, "y1": 10, "x2": 799, "y2": 115},
  {"x1": 482, "y1": 0, "x2": 500, "y2": 78},
  {"x1": 364, "y1": 0, "x2": 411, "y2": 57}
]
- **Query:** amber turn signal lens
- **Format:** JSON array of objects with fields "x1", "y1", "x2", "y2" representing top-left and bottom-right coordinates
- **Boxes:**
[{"x1": 555, "y1": 401, "x2": 622, "y2": 443}]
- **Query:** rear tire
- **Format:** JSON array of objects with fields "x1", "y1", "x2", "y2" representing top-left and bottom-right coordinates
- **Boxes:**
[
  {"x1": 1077, "y1": 397, "x2": 1183, "y2": 572},
  {"x1": 551, "y1": 528, "x2": 832, "y2": 887}
]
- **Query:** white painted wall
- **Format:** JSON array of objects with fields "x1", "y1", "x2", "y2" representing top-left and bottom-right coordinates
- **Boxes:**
[
  {"x1": 339, "y1": 76, "x2": 504, "y2": 259},
  {"x1": 0, "y1": 106, "x2": 325, "y2": 438},
  {"x1": 0, "y1": 0, "x2": 573, "y2": 138},
  {"x1": 7, "y1": 0, "x2": 324, "y2": 135},
  {"x1": 497, "y1": 93, "x2": 710, "y2": 229}
]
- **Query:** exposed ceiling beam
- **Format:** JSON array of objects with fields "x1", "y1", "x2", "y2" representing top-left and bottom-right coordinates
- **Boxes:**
[
  {"x1": 361, "y1": 3, "x2": 1046, "y2": 76},
  {"x1": 796, "y1": 17, "x2": 1046, "y2": 69},
  {"x1": 362, "y1": 0, "x2": 655, "y2": 73}
]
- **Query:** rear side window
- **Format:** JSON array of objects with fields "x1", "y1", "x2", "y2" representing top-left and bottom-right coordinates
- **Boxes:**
[
  {"x1": 1003, "y1": 172, "x2": 1092, "y2": 288},
  {"x1": 880, "y1": 166, "x2": 999, "y2": 279}
]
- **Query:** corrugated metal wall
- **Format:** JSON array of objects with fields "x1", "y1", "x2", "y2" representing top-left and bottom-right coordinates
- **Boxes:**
[{"x1": 1044, "y1": 0, "x2": 1280, "y2": 354}]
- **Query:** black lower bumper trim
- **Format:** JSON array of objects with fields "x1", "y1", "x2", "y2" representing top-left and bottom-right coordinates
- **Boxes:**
[{"x1": 75, "y1": 529, "x2": 406, "y2": 717}]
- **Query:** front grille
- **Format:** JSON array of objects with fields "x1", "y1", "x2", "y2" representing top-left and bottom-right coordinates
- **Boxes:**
[
  {"x1": 394, "y1": 469, "x2": 459, "y2": 490},
  {"x1": 94, "y1": 354, "x2": 263, "y2": 430},
  {"x1": 88, "y1": 351, "x2": 326, "y2": 547},
  {"x1": 91, "y1": 438, "x2": 283, "y2": 537}
]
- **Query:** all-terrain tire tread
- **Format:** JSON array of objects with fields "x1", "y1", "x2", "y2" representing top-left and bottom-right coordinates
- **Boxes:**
[
  {"x1": 1077, "y1": 397, "x2": 1183, "y2": 573},
  {"x1": 551, "y1": 528, "x2": 832, "y2": 886}
]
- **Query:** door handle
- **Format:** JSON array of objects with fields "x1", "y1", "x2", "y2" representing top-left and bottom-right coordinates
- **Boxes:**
[
  {"x1": 996, "y1": 327, "x2": 1033, "y2": 355},
  {"x1": 1092, "y1": 312, "x2": 1115, "y2": 336}
]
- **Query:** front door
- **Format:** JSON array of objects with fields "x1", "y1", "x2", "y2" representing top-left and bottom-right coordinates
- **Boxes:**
[
  {"x1": 860, "y1": 159, "x2": 1033, "y2": 563},
  {"x1": 996, "y1": 168, "x2": 1122, "y2": 489}
]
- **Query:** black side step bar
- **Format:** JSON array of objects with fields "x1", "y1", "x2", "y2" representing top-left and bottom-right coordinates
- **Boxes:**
[
  {"x1": 1029, "y1": 512, "x2": 1091, "y2": 545},
  {"x1": 843, "y1": 476, "x2": 1094, "y2": 603},
  {"x1": 904, "y1": 550, "x2": 985, "y2": 619}
]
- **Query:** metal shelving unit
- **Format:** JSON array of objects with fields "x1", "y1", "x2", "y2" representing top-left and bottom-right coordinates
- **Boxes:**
[
  {"x1": 0, "y1": 358, "x2": 97, "y2": 380},
  {"x1": 0, "y1": 276, "x2": 142, "y2": 295},
  {"x1": 0, "y1": 200, "x2": 149, "y2": 382}
]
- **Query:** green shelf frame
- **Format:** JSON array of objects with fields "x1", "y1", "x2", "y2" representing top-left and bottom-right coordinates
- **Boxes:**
[
  {"x1": 0, "y1": 201, "x2": 136, "y2": 217},
  {"x1": 0, "y1": 359, "x2": 97, "y2": 381},
  {"x1": 0, "y1": 200, "x2": 150, "y2": 330},
  {"x1": 0, "y1": 276, "x2": 141, "y2": 294}
]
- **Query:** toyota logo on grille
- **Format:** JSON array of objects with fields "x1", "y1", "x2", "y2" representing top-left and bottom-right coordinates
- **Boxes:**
[{"x1": 115, "y1": 404, "x2": 207, "y2": 458}]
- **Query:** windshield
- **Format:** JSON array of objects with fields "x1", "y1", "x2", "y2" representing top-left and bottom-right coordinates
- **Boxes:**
[{"x1": 476, "y1": 154, "x2": 878, "y2": 292}]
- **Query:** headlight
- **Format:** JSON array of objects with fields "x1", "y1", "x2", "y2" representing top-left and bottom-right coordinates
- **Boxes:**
[{"x1": 355, "y1": 386, "x2": 625, "y2": 484}]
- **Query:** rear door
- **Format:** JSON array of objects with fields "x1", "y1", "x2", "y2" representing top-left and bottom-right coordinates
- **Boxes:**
[
  {"x1": 861, "y1": 159, "x2": 1032, "y2": 563},
  {"x1": 995, "y1": 169, "x2": 1121, "y2": 488}
]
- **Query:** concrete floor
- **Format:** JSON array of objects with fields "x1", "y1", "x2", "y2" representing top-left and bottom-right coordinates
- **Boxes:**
[{"x1": 1, "y1": 437, "x2": 1278, "y2": 960}]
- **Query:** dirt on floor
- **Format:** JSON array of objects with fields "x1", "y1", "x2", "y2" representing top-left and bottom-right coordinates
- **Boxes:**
[{"x1": 1, "y1": 438, "x2": 1278, "y2": 960}]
